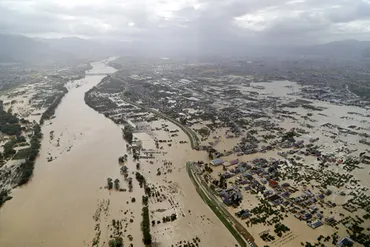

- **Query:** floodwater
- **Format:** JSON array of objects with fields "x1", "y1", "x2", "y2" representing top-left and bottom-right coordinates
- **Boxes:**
[
  {"x1": 0, "y1": 59, "x2": 239, "y2": 247},
  {"x1": 0, "y1": 59, "x2": 144, "y2": 247},
  {"x1": 243, "y1": 81, "x2": 370, "y2": 190}
]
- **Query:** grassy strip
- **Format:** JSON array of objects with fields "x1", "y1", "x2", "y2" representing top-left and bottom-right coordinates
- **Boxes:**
[{"x1": 186, "y1": 163, "x2": 247, "y2": 247}]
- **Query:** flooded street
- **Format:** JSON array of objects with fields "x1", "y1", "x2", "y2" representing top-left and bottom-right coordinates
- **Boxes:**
[{"x1": 0, "y1": 59, "x2": 143, "y2": 247}]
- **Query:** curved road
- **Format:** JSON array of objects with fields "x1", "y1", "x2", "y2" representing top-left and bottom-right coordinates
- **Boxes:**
[{"x1": 119, "y1": 87, "x2": 257, "y2": 247}]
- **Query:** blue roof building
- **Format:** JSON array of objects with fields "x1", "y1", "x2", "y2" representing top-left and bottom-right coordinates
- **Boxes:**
[
  {"x1": 210, "y1": 158, "x2": 224, "y2": 166},
  {"x1": 337, "y1": 237, "x2": 354, "y2": 247},
  {"x1": 308, "y1": 220, "x2": 323, "y2": 229}
]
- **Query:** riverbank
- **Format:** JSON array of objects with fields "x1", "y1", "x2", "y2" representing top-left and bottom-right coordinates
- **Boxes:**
[
  {"x1": 83, "y1": 72, "x2": 241, "y2": 246},
  {"x1": 0, "y1": 58, "x2": 148, "y2": 247},
  {"x1": 0, "y1": 61, "x2": 95, "y2": 210}
]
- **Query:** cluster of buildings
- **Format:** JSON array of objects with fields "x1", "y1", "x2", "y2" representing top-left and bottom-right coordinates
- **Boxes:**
[{"x1": 209, "y1": 156, "x2": 351, "y2": 233}]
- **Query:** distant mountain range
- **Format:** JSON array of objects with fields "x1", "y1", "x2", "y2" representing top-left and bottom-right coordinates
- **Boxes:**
[
  {"x1": 0, "y1": 34, "x2": 48, "y2": 62},
  {"x1": 1, "y1": 33, "x2": 370, "y2": 63},
  {"x1": 0, "y1": 34, "x2": 122, "y2": 63},
  {"x1": 295, "y1": 39, "x2": 370, "y2": 58}
]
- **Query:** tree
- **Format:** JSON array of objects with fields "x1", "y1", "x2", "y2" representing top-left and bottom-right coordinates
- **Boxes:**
[
  {"x1": 123, "y1": 125, "x2": 134, "y2": 144},
  {"x1": 107, "y1": 178, "x2": 113, "y2": 190},
  {"x1": 16, "y1": 135, "x2": 26, "y2": 143},
  {"x1": 220, "y1": 176, "x2": 226, "y2": 188},
  {"x1": 128, "y1": 178, "x2": 133, "y2": 192},
  {"x1": 142, "y1": 206, "x2": 152, "y2": 245},
  {"x1": 3, "y1": 140, "x2": 16, "y2": 159},
  {"x1": 145, "y1": 186, "x2": 151, "y2": 195},
  {"x1": 108, "y1": 237, "x2": 123, "y2": 247},
  {"x1": 114, "y1": 179, "x2": 120, "y2": 190}
]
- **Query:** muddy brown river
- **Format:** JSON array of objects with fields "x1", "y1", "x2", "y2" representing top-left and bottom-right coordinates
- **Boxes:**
[
  {"x1": 0, "y1": 58, "x2": 240, "y2": 247},
  {"x1": 0, "y1": 59, "x2": 144, "y2": 246}
]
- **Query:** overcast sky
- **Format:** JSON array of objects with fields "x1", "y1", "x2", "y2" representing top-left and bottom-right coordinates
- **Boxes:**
[{"x1": 1, "y1": 0, "x2": 370, "y2": 45}]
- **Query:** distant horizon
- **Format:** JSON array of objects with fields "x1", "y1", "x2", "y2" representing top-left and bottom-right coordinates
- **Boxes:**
[
  {"x1": 1, "y1": 0, "x2": 370, "y2": 47},
  {"x1": 2, "y1": 32, "x2": 370, "y2": 47}
]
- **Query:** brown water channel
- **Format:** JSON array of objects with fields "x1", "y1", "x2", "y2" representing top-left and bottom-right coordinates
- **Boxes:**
[{"x1": 0, "y1": 59, "x2": 145, "y2": 247}]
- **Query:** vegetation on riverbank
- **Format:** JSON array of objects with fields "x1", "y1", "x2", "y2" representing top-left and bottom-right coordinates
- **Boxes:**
[
  {"x1": 0, "y1": 190, "x2": 12, "y2": 207},
  {"x1": 40, "y1": 86, "x2": 68, "y2": 124},
  {"x1": 0, "y1": 123, "x2": 42, "y2": 207},
  {"x1": 15, "y1": 123, "x2": 42, "y2": 186},
  {"x1": 123, "y1": 125, "x2": 134, "y2": 144},
  {"x1": 136, "y1": 172, "x2": 152, "y2": 246},
  {"x1": 142, "y1": 205, "x2": 152, "y2": 245},
  {"x1": 0, "y1": 101, "x2": 22, "y2": 136}
]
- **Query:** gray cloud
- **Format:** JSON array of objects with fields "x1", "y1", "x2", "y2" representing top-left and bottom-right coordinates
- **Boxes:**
[{"x1": 0, "y1": 0, "x2": 370, "y2": 45}]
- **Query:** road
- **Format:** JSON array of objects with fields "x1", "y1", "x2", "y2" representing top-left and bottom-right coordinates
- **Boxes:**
[
  {"x1": 188, "y1": 162, "x2": 258, "y2": 247},
  {"x1": 118, "y1": 83, "x2": 257, "y2": 247},
  {"x1": 120, "y1": 92, "x2": 199, "y2": 149}
]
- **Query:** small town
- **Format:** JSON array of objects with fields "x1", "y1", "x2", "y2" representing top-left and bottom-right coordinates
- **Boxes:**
[
  {"x1": 80, "y1": 56, "x2": 370, "y2": 247},
  {"x1": 1, "y1": 1, "x2": 370, "y2": 246}
]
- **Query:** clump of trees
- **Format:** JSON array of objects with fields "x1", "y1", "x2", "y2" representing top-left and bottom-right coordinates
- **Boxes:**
[
  {"x1": 40, "y1": 87, "x2": 68, "y2": 124},
  {"x1": 0, "y1": 101, "x2": 22, "y2": 136},
  {"x1": 107, "y1": 178, "x2": 113, "y2": 190},
  {"x1": 162, "y1": 213, "x2": 177, "y2": 223},
  {"x1": 142, "y1": 196, "x2": 148, "y2": 205},
  {"x1": 3, "y1": 139, "x2": 17, "y2": 159},
  {"x1": 118, "y1": 154, "x2": 128, "y2": 163},
  {"x1": 145, "y1": 186, "x2": 151, "y2": 195},
  {"x1": 128, "y1": 178, "x2": 133, "y2": 192},
  {"x1": 135, "y1": 172, "x2": 146, "y2": 188},
  {"x1": 274, "y1": 223, "x2": 290, "y2": 237},
  {"x1": 114, "y1": 179, "x2": 120, "y2": 190},
  {"x1": 363, "y1": 213, "x2": 370, "y2": 220},
  {"x1": 141, "y1": 194, "x2": 152, "y2": 245},
  {"x1": 16, "y1": 124, "x2": 42, "y2": 186},
  {"x1": 0, "y1": 190, "x2": 12, "y2": 207},
  {"x1": 122, "y1": 125, "x2": 134, "y2": 144},
  {"x1": 204, "y1": 164, "x2": 213, "y2": 173},
  {"x1": 197, "y1": 127, "x2": 210, "y2": 138},
  {"x1": 108, "y1": 237, "x2": 123, "y2": 247},
  {"x1": 349, "y1": 223, "x2": 370, "y2": 246},
  {"x1": 142, "y1": 206, "x2": 152, "y2": 245},
  {"x1": 261, "y1": 232, "x2": 275, "y2": 242}
]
